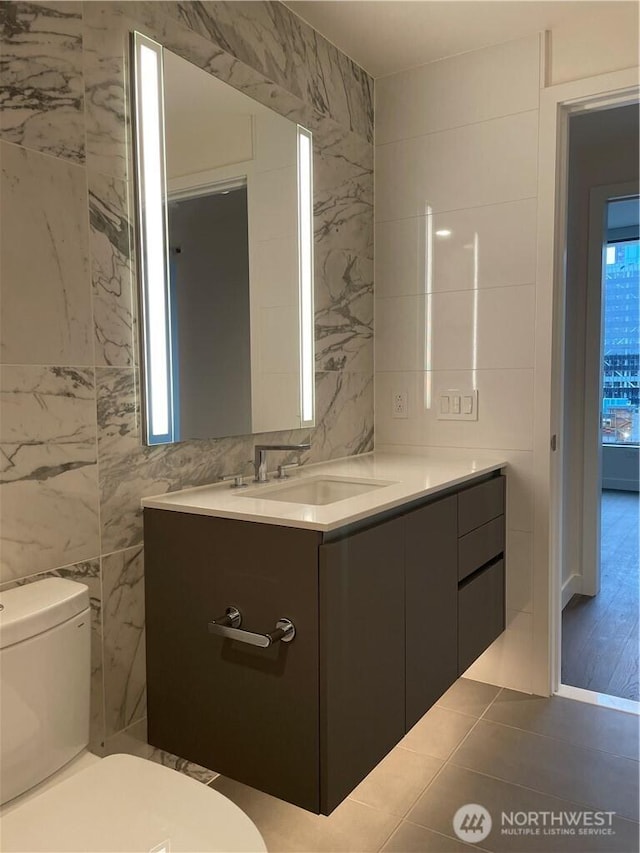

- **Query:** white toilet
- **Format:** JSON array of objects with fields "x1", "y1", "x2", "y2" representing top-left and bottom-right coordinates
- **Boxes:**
[{"x1": 0, "y1": 578, "x2": 267, "y2": 852}]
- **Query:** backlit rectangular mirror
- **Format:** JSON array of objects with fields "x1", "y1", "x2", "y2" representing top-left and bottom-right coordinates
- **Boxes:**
[{"x1": 131, "y1": 32, "x2": 315, "y2": 446}]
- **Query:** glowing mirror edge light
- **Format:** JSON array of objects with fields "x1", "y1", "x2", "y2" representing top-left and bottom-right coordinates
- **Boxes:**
[
  {"x1": 297, "y1": 126, "x2": 315, "y2": 426},
  {"x1": 133, "y1": 32, "x2": 173, "y2": 444}
]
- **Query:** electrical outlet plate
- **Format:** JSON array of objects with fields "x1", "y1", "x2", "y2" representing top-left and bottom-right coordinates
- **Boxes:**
[
  {"x1": 437, "y1": 389, "x2": 478, "y2": 421},
  {"x1": 392, "y1": 390, "x2": 408, "y2": 419}
]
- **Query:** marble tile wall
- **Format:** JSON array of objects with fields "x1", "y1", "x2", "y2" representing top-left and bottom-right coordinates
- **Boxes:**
[{"x1": 0, "y1": 0, "x2": 373, "y2": 750}]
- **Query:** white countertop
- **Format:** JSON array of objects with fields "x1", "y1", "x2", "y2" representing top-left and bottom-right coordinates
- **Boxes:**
[{"x1": 141, "y1": 451, "x2": 507, "y2": 532}]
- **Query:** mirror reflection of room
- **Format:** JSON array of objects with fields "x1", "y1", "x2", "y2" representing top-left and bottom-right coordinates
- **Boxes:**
[
  {"x1": 134, "y1": 39, "x2": 313, "y2": 445},
  {"x1": 163, "y1": 47, "x2": 301, "y2": 442}
]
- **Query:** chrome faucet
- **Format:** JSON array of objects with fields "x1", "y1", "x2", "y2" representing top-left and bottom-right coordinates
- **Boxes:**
[{"x1": 253, "y1": 443, "x2": 311, "y2": 483}]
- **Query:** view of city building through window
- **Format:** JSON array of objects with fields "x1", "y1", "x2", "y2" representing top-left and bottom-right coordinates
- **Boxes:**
[{"x1": 602, "y1": 231, "x2": 639, "y2": 445}]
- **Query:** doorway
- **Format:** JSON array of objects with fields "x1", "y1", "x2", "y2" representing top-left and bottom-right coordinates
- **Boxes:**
[{"x1": 559, "y1": 105, "x2": 639, "y2": 704}]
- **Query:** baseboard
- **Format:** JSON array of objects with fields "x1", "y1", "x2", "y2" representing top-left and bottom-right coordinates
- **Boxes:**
[
  {"x1": 561, "y1": 572, "x2": 582, "y2": 609},
  {"x1": 556, "y1": 684, "x2": 639, "y2": 716},
  {"x1": 602, "y1": 478, "x2": 639, "y2": 492}
]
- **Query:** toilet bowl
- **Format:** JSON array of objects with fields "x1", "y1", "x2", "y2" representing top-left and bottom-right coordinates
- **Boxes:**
[{"x1": 0, "y1": 578, "x2": 266, "y2": 852}]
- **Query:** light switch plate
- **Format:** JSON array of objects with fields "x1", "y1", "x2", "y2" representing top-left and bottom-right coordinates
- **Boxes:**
[{"x1": 437, "y1": 389, "x2": 478, "y2": 421}]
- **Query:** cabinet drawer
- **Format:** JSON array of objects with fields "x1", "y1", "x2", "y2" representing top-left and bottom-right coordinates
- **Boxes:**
[
  {"x1": 458, "y1": 516, "x2": 504, "y2": 582},
  {"x1": 458, "y1": 558, "x2": 505, "y2": 674},
  {"x1": 458, "y1": 476, "x2": 505, "y2": 536}
]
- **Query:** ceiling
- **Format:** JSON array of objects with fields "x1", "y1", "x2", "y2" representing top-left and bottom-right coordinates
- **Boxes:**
[{"x1": 284, "y1": 1, "x2": 636, "y2": 78}]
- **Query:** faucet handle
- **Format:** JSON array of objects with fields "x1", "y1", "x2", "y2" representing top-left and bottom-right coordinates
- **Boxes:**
[
  {"x1": 221, "y1": 473, "x2": 248, "y2": 488},
  {"x1": 277, "y1": 462, "x2": 299, "y2": 480}
]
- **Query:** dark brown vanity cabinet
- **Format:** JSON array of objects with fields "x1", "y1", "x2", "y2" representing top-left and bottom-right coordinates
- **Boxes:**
[
  {"x1": 143, "y1": 473, "x2": 505, "y2": 816},
  {"x1": 405, "y1": 496, "x2": 458, "y2": 730},
  {"x1": 319, "y1": 516, "x2": 406, "y2": 812},
  {"x1": 143, "y1": 512, "x2": 323, "y2": 810}
]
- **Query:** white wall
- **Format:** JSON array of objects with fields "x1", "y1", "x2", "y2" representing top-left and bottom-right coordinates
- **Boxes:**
[
  {"x1": 549, "y1": 2, "x2": 639, "y2": 86},
  {"x1": 375, "y1": 34, "x2": 542, "y2": 693}
]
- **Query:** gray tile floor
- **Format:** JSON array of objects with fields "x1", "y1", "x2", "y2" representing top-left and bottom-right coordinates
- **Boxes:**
[{"x1": 206, "y1": 679, "x2": 640, "y2": 853}]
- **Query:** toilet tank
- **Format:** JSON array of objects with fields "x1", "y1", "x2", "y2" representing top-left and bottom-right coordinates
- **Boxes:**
[{"x1": 0, "y1": 578, "x2": 91, "y2": 805}]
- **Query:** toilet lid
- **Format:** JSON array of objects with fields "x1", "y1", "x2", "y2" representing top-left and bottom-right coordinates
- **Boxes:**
[{"x1": 0, "y1": 754, "x2": 267, "y2": 852}]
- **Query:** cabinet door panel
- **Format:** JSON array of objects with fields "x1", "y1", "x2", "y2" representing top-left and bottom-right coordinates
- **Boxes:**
[
  {"x1": 405, "y1": 495, "x2": 458, "y2": 731},
  {"x1": 319, "y1": 517, "x2": 405, "y2": 814},
  {"x1": 144, "y1": 509, "x2": 322, "y2": 812},
  {"x1": 458, "y1": 558, "x2": 505, "y2": 674}
]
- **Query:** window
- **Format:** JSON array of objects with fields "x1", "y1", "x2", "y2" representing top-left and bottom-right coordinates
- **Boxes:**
[{"x1": 601, "y1": 237, "x2": 639, "y2": 445}]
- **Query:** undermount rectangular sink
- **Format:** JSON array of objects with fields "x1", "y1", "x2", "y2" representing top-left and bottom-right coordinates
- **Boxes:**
[{"x1": 239, "y1": 476, "x2": 397, "y2": 506}]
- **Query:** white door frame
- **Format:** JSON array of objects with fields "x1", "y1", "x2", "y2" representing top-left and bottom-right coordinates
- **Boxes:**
[{"x1": 534, "y1": 67, "x2": 639, "y2": 696}]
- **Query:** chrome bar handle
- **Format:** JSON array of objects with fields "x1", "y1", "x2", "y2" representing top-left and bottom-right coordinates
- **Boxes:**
[{"x1": 208, "y1": 607, "x2": 296, "y2": 647}]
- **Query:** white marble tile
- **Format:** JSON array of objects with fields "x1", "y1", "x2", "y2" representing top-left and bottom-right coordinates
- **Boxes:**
[
  {"x1": 0, "y1": 1, "x2": 85, "y2": 163},
  {"x1": 310, "y1": 371, "x2": 374, "y2": 461},
  {"x1": 0, "y1": 143, "x2": 92, "y2": 365},
  {"x1": 316, "y1": 287, "x2": 374, "y2": 373},
  {"x1": 376, "y1": 34, "x2": 541, "y2": 145},
  {"x1": 0, "y1": 558, "x2": 105, "y2": 751},
  {"x1": 0, "y1": 366, "x2": 99, "y2": 582},
  {"x1": 314, "y1": 138, "x2": 373, "y2": 374},
  {"x1": 102, "y1": 546, "x2": 146, "y2": 738},
  {"x1": 429, "y1": 285, "x2": 535, "y2": 371},
  {"x1": 506, "y1": 529, "x2": 534, "y2": 613},
  {"x1": 376, "y1": 110, "x2": 539, "y2": 223},
  {"x1": 166, "y1": 0, "x2": 374, "y2": 142},
  {"x1": 96, "y1": 367, "x2": 257, "y2": 552},
  {"x1": 89, "y1": 171, "x2": 135, "y2": 366},
  {"x1": 82, "y1": 3, "x2": 130, "y2": 181}
]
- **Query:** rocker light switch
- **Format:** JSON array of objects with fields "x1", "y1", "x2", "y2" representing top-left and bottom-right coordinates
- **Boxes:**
[{"x1": 437, "y1": 389, "x2": 478, "y2": 421}]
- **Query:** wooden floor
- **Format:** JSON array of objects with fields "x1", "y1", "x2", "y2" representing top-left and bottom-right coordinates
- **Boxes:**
[{"x1": 562, "y1": 489, "x2": 639, "y2": 701}]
